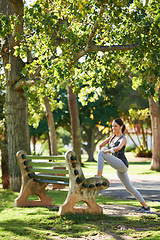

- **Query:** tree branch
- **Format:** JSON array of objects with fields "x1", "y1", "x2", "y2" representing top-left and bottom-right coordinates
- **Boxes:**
[
  {"x1": 86, "y1": 43, "x2": 139, "y2": 53},
  {"x1": 87, "y1": 6, "x2": 103, "y2": 45},
  {"x1": 8, "y1": 0, "x2": 24, "y2": 46},
  {"x1": 68, "y1": 43, "x2": 139, "y2": 68},
  {"x1": 14, "y1": 65, "x2": 41, "y2": 91},
  {"x1": 144, "y1": 0, "x2": 149, "y2": 5},
  {"x1": 13, "y1": 79, "x2": 38, "y2": 91},
  {"x1": 67, "y1": 5, "x2": 104, "y2": 68},
  {"x1": 68, "y1": 49, "x2": 87, "y2": 68}
]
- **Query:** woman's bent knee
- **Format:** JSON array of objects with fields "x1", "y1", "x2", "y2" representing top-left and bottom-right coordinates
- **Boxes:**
[
  {"x1": 98, "y1": 150, "x2": 103, "y2": 158},
  {"x1": 118, "y1": 168, "x2": 128, "y2": 173},
  {"x1": 98, "y1": 150, "x2": 103, "y2": 154}
]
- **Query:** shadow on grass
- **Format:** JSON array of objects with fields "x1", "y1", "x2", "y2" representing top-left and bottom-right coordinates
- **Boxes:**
[
  {"x1": 0, "y1": 189, "x2": 18, "y2": 212},
  {"x1": 0, "y1": 217, "x2": 57, "y2": 240},
  {"x1": 129, "y1": 162, "x2": 151, "y2": 165},
  {"x1": 0, "y1": 211, "x2": 160, "y2": 235},
  {"x1": 0, "y1": 188, "x2": 68, "y2": 213},
  {"x1": 54, "y1": 212, "x2": 160, "y2": 239},
  {"x1": 0, "y1": 188, "x2": 160, "y2": 239},
  {"x1": 1, "y1": 212, "x2": 159, "y2": 240}
]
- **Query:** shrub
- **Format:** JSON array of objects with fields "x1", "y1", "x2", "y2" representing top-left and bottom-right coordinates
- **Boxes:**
[
  {"x1": 134, "y1": 148, "x2": 152, "y2": 157},
  {"x1": 125, "y1": 145, "x2": 136, "y2": 152}
]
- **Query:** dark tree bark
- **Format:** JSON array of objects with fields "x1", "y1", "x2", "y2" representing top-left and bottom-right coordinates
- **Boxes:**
[
  {"x1": 67, "y1": 84, "x2": 81, "y2": 162},
  {"x1": 0, "y1": 141, "x2": 10, "y2": 189},
  {"x1": 1, "y1": 0, "x2": 30, "y2": 191}
]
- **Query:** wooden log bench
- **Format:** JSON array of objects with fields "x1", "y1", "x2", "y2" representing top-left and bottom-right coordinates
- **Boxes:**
[{"x1": 15, "y1": 150, "x2": 110, "y2": 215}]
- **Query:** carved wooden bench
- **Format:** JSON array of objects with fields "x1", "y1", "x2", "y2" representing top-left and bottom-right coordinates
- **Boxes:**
[{"x1": 15, "y1": 150, "x2": 110, "y2": 215}]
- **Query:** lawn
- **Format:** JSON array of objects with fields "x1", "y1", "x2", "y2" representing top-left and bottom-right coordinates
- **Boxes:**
[
  {"x1": 0, "y1": 188, "x2": 160, "y2": 240},
  {"x1": 0, "y1": 154, "x2": 160, "y2": 239},
  {"x1": 81, "y1": 152, "x2": 157, "y2": 177}
]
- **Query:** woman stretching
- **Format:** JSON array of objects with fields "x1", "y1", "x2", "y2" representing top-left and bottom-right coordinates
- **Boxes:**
[{"x1": 96, "y1": 118, "x2": 150, "y2": 213}]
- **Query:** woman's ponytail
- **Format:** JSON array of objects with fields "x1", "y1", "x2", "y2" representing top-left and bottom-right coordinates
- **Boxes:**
[
  {"x1": 122, "y1": 124, "x2": 126, "y2": 133},
  {"x1": 114, "y1": 118, "x2": 126, "y2": 133}
]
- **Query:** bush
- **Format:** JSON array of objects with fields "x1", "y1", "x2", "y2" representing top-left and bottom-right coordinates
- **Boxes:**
[
  {"x1": 134, "y1": 148, "x2": 152, "y2": 157},
  {"x1": 58, "y1": 147, "x2": 70, "y2": 155},
  {"x1": 125, "y1": 145, "x2": 136, "y2": 152}
]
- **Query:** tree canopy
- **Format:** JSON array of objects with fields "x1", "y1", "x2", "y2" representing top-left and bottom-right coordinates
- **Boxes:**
[{"x1": 0, "y1": 0, "x2": 160, "y2": 193}]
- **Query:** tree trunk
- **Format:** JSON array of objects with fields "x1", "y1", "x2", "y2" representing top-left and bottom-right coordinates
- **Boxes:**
[
  {"x1": 6, "y1": 85, "x2": 30, "y2": 191},
  {"x1": 67, "y1": 84, "x2": 81, "y2": 162},
  {"x1": 48, "y1": 136, "x2": 52, "y2": 155},
  {"x1": 82, "y1": 127, "x2": 96, "y2": 162},
  {"x1": 149, "y1": 96, "x2": 160, "y2": 171},
  {"x1": 31, "y1": 135, "x2": 37, "y2": 154},
  {"x1": 126, "y1": 131, "x2": 140, "y2": 150},
  {"x1": 141, "y1": 124, "x2": 147, "y2": 149},
  {"x1": 1, "y1": 0, "x2": 30, "y2": 191},
  {"x1": 43, "y1": 96, "x2": 58, "y2": 155},
  {"x1": 0, "y1": 141, "x2": 10, "y2": 189}
]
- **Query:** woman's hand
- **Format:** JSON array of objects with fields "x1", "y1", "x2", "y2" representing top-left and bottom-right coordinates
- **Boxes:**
[{"x1": 102, "y1": 148, "x2": 110, "y2": 154}]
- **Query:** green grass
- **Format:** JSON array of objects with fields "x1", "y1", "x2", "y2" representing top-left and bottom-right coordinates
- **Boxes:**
[
  {"x1": 0, "y1": 154, "x2": 160, "y2": 239},
  {"x1": 81, "y1": 152, "x2": 156, "y2": 177},
  {"x1": 82, "y1": 160, "x2": 155, "y2": 176},
  {"x1": 0, "y1": 188, "x2": 160, "y2": 240}
]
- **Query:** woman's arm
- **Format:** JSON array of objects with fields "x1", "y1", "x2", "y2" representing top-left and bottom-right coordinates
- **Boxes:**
[
  {"x1": 98, "y1": 136, "x2": 112, "y2": 151},
  {"x1": 103, "y1": 136, "x2": 127, "y2": 154}
]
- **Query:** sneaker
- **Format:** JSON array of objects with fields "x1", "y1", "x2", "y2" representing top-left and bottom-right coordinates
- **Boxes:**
[
  {"x1": 95, "y1": 175, "x2": 105, "y2": 178},
  {"x1": 94, "y1": 175, "x2": 101, "y2": 178},
  {"x1": 135, "y1": 206, "x2": 150, "y2": 213}
]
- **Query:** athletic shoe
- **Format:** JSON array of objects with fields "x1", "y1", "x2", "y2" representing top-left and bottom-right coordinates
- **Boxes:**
[{"x1": 135, "y1": 206, "x2": 150, "y2": 213}]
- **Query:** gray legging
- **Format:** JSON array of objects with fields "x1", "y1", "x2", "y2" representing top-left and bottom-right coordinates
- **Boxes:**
[{"x1": 98, "y1": 150, "x2": 145, "y2": 203}]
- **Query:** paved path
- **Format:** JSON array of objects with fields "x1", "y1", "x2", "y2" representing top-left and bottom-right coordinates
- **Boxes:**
[{"x1": 100, "y1": 173, "x2": 160, "y2": 202}]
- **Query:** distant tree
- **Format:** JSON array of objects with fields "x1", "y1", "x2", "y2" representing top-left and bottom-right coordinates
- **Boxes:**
[
  {"x1": 80, "y1": 101, "x2": 117, "y2": 162},
  {"x1": 79, "y1": 77, "x2": 149, "y2": 161},
  {"x1": 51, "y1": 77, "x2": 148, "y2": 162},
  {"x1": 43, "y1": 96, "x2": 58, "y2": 155},
  {"x1": 29, "y1": 117, "x2": 49, "y2": 154},
  {"x1": 128, "y1": 108, "x2": 151, "y2": 157}
]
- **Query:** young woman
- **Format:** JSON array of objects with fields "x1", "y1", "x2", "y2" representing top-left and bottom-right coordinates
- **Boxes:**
[{"x1": 96, "y1": 118, "x2": 150, "y2": 213}]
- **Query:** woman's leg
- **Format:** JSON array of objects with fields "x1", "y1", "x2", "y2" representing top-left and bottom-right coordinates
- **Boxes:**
[
  {"x1": 117, "y1": 171, "x2": 149, "y2": 207},
  {"x1": 97, "y1": 150, "x2": 128, "y2": 175},
  {"x1": 97, "y1": 151, "x2": 149, "y2": 210},
  {"x1": 97, "y1": 151, "x2": 148, "y2": 205}
]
